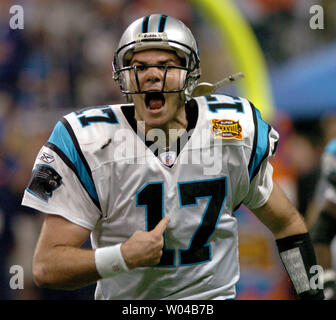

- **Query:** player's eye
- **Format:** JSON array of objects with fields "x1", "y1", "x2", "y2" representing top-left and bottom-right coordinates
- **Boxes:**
[{"x1": 134, "y1": 65, "x2": 146, "y2": 71}]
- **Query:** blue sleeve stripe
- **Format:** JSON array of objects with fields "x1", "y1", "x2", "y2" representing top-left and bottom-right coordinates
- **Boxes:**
[
  {"x1": 325, "y1": 138, "x2": 336, "y2": 156},
  {"x1": 248, "y1": 105, "x2": 270, "y2": 181},
  {"x1": 47, "y1": 119, "x2": 101, "y2": 211}
]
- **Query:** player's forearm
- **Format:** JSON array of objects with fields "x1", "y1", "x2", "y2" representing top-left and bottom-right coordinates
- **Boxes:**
[
  {"x1": 255, "y1": 184, "x2": 323, "y2": 299},
  {"x1": 33, "y1": 245, "x2": 101, "y2": 290},
  {"x1": 252, "y1": 182, "x2": 307, "y2": 239},
  {"x1": 273, "y1": 207, "x2": 307, "y2": 239}
]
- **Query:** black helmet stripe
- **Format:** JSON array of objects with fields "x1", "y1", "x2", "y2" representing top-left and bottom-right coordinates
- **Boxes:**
[
  {"x1": 158, "y1": 15, "x2": 168, "y2": 32},
  {"x1": 142, "y1": 15, "x2": 150, "y2": 33}
]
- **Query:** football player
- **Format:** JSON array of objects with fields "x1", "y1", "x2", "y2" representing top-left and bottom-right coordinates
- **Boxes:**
[
  {"x1": 311, "y1": 138, "x2": 336, "y2": 299},
  {"x1": 22, "y1": 14, "x2": 323, "y2": 300}
]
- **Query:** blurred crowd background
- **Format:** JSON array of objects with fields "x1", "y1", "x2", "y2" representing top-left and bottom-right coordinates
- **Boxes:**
[{"x1": 0, "y1": 0, "x2": 335, "y2": 299}]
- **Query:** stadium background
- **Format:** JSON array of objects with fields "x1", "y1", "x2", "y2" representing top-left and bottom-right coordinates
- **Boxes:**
[{"x1": 0, "y1": 0, "x2": 335, "y2": 299}]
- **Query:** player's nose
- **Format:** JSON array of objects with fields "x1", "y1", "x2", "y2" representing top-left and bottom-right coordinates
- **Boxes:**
[{"x1": 145, "y1": 66, "x2": 164, "y2": 83}]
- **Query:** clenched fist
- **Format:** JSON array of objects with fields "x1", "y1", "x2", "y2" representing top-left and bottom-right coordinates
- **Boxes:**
[{"x1": 120, "y1": 217, "x2": 170, "y2": 269}]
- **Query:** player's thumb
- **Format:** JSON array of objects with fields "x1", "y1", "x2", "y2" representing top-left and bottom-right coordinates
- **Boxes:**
[{"x1": 151, "y1": 217, "x2": 170, "y2": 236}]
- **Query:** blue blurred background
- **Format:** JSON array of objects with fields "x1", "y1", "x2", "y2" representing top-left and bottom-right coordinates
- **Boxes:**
[{"x1": 0, "y1": 0, "x2": 335, "y2": 299}]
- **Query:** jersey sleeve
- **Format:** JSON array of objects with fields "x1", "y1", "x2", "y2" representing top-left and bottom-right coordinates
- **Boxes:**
[
  {"x1": 242, "y1": 104, "x2": 279, "y2": 209},
  {"x1": 21, "y1": 118, "x2": 102, "y2": 230}
]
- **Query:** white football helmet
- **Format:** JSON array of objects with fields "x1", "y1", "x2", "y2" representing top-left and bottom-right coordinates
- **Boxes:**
[{"x1": 113, "y1": 14, "x2": 201, "y2": 100}]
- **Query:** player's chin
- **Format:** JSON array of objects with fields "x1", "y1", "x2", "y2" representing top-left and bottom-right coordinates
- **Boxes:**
[
  {"x1": 143, "y1": 115, "x2": 169, "y2": 129},
  {"x1": 146, "y1": 107, "x2": 175, "y2": 129}
]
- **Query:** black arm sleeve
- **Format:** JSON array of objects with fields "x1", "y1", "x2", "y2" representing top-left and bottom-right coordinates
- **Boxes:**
[{"x1": 276, "y1": 232, "x2": 324, "y2": 300}]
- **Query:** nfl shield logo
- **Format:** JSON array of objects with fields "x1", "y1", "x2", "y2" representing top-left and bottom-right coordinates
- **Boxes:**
[{"x1": 159, "y1": 151, "x2": 176, "y2": 166}]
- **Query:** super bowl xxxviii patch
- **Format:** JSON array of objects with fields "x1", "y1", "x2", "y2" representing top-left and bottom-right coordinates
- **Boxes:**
[
  {"x1": 27, "y1": 165, "x2": 62, "y2": 202},
  {"x1": 211, "y1": 119, "x2": 243, "y2": 140}
]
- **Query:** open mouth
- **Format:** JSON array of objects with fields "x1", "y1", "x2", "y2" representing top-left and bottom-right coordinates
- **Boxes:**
[{"x1": 145, "y1": 92, "x2": 166, "y2": 110}]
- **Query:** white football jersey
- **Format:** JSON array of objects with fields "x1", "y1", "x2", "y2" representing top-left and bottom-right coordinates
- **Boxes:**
[{"x1": 22, "y1": 94, "x2": 279, "y2": 300}]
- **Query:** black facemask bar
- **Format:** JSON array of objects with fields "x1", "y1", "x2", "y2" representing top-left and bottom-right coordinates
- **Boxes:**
[{"x1": 114, "y1": 64, "x2": 190, "y2": 94}]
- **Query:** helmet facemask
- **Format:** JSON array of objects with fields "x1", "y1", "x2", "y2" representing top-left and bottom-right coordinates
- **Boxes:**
[{"x1": 114, "y1": 63, "x2": 189, "y2": 95}]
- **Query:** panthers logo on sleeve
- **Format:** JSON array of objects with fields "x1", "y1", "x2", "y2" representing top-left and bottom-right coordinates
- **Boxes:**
[{"x1": 26, "y1": 165, "x2": 62, "y2": 202}]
